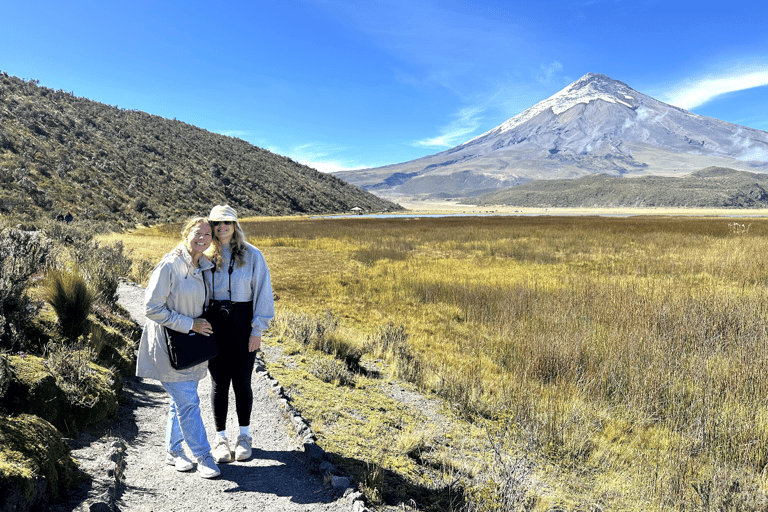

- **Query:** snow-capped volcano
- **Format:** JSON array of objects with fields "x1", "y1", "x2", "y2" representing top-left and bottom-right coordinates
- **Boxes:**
[
  {"x1": 336, "y1": 73, "x2": 768, "y2": 199},
  {"x1": 479, "y1": 73, "x2": 639, "y2": 134}
]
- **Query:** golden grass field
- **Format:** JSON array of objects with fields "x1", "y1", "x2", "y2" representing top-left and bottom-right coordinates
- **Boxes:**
[{"x1": 104, "y1": 207, "x2": 768, "y2": 511}]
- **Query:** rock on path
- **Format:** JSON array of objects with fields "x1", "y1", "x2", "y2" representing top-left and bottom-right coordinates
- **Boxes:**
[{"x1": 52, "y1": 282, "x2": 362, "y2": 512}]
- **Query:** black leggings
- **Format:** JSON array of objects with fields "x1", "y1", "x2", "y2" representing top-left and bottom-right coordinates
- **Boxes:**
[{"x1": 208, "y1": 301, "x2": 256, "y2": 432}]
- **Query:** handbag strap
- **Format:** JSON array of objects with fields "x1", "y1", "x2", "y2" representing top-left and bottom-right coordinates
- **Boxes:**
[{"x1": 202, "y1": 268, "x2": 209, "y2": 314}]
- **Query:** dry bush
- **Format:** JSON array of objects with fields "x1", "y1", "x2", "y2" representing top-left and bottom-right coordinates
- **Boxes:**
[
  {"x1": 310, "y1": 357, "x2": 355, "y2": 386},
  {"x1": 0, "y1": 228, "x2": 52, "y2": 352},
  {"x1": 128, "y1": 256, "x2": 156, "y2": 286},
  {"x1": 275, "y1": 310, "x2": 363, "y2": 372},
  {"x1": 366, "y1": 323, "x2": 423, "y2": 385},
  {"x1": 44, "y1": 342, "x2": 101, "y2": 408}
]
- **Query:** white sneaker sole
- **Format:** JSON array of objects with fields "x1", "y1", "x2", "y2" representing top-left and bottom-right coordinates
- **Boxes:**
[
  {"x1": 197, "y1": 469, "x2": 221, "y2": 479},
  {"x1": 213, "y1": 451, "x2": 232, "y2": 463},
  {"x1": 165, "y1": 455, "x2": 194, "y2": 472}
]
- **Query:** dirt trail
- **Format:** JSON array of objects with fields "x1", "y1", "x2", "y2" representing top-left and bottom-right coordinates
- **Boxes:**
[{"x1": 52, "y1": 281, "x2": 363, "y2": 512}]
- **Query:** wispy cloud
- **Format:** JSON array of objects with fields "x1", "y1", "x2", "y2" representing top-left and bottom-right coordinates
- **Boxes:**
[
  {"x1": 535, "y1": 61, "x2": 564, "y2": 86},
  {"x1": 414, "y1": 105, "x2": 484, "y2": 148},
  {"x1": 663, "y1": 66, "x2": 768, "y2": 110},
  {"x1": 273, "y1": 142, "x2": 369, "y2": 173}
]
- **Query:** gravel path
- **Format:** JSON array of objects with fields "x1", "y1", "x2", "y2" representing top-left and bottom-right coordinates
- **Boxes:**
[{"x1": 52, "y1": 281, "x2": 364, "y2": 512}]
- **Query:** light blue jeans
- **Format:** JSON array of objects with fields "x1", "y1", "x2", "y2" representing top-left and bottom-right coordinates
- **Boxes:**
[{"x1": 161, "y1": 380, "x2": 211, "y2": 459}]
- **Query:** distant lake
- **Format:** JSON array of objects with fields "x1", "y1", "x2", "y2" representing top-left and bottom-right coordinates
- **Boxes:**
[
  {"x1": 312, "y1": 210, "x2": 768, "y2": 219},
  {"x1": 312, "y1": 213, "x2": 497, "y2": 219},
  {"x1": 314, "y1": 212, "x2": 639, "y2": 219}
]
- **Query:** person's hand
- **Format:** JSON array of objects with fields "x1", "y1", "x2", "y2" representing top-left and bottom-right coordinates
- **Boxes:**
[
  {"x1": 248, "y1": 335, "x2": 261, "y2": 352},
  {"x1": 191, "y1": 317, "x2": 213, "y2": 336}
]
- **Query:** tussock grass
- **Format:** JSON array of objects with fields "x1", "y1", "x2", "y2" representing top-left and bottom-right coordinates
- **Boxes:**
[
  {"x1": 113, "y1": 214, "x2": 768, "y2": 510},
  {"x1": 43, "y1": 268, "x2": 94, "y2": 342}
]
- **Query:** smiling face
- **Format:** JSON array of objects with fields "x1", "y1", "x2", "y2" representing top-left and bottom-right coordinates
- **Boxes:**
[
  {"x1": 212, "y1": 220, "x2": 235, "y2": 245},
  {"x1": 187, "y1": 222, "x2": 213, "y2": 257}
]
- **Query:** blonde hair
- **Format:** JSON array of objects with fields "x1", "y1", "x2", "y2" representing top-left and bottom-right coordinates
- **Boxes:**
[{"x1": 179, "y1": 217, "x2": 213, "y2": 256}]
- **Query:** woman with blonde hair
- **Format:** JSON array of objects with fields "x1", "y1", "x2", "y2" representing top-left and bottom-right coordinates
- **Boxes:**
[
  {"x1": 136, "y1": 217, "x2": 220, "y2": 478},
  {"x1": 206, "y1": 205, "x2": 274, "y2": 463}
]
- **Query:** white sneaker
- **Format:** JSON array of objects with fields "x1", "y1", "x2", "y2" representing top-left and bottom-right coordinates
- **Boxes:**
[
  {"x1": 234, "y1": 434, "x2": 252, "y2": 461},
  {"x1": 165, "y1": 451, "x2": 194, "y2": 472},
  {"x1": 196, "y1": 454, "x2": 221, "y2": 479},
  {"x1": 212, "y1": 435, "x2": 232, "y2": 463}
]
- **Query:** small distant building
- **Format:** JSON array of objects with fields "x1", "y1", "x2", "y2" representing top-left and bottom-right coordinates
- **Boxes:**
[{"x1": 350, "y1": 207, "x2": 363, "y2": 215}]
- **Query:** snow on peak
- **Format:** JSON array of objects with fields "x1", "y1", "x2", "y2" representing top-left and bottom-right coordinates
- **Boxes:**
[{"x1": 484, "y1": 73, "x2": 637, "y2": 137}]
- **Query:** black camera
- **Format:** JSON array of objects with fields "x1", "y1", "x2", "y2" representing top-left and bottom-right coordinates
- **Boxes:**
[{"x1": 207, "y1": 300, "x2": 233, "y2": 320}]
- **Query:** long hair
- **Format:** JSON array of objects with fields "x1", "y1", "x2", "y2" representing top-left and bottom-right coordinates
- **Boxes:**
[{"x1": 211, "y1": 221, "x2": 247, "y2": 269}]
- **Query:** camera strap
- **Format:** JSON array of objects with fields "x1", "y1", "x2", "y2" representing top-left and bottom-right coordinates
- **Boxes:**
[{"x1": 211, "y1": 253, "x2": 236, "y2": 302}]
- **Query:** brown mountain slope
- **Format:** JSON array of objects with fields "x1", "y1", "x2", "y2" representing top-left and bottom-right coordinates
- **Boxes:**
[
  {"x1": 475, "y1": 167, "x2": 768, "y2": 208},
  {"x1": 0, "y1": 72, "x2": 401, "y2": 226}
]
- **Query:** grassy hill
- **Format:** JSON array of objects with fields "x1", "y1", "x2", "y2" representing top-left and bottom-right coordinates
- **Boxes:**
[
  {"x1": 0, "y1": 72, "x2": 401, "y2": 227},
  {"x1": 476, "y1": 167, "x2": 768, "y2": 208}
]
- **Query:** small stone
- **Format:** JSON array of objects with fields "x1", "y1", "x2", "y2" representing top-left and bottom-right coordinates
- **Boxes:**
[{"x1": 331, "y1": 475, "x2": 351, "y2": 490}]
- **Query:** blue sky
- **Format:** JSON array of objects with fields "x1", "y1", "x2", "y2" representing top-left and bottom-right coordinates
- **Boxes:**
[{"x1": 2, "y1": 0, "x2": 767, "y2": 172}]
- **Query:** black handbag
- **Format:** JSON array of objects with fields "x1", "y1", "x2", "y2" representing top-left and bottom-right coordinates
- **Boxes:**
[
  {"x1": 164, "y1": 326, "x2": 218, "y2": 370},
  {"x1": 163, "y1": 269, "x2": 218, "y2": 370}
]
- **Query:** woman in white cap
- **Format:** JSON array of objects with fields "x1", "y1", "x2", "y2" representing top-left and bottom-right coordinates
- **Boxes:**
[
  {"x1": 206, "y1": 205, "x2": 274, "y2": 463},
  {"x1": 136, "y1": 217, "x2": 221, "y2": 479}
]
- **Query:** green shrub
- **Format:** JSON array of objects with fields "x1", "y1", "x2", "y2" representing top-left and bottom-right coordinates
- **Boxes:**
[
  {"x1": 80, "y1": 241, "x2": 132, "y2": 306},
  {"x1": 0, "y1": 228, "x2": 52, "y2": 352},
  {"x1": 44, "y1": 341, "x2": 119, "y2": 420},
  {"x1": 43, "y1": 268, "x2": 94, "y2": 342},
  {"x1": 44, "y1": 341, "x2": 99, "y2": 408},
  {"x1": 42, "y1": 219, "x2": 133, "y2": 306},
  {"x1": 40, "y1": 218, "x2": 94, "y2": 245},
  {"x1": 60, "y1": 238, "x2": 132, "y2": 307},
  {"x1": 88, "y1": 320, "x2": 136, "y2": 376}
]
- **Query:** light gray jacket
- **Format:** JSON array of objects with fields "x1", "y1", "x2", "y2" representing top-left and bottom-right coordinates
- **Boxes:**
[
  {"x1": 136, "y1": 246, "x2": 215, "y2": 382},
  {"x1": 208, "y1": 243, "x2": 274, "y2": 337}
]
